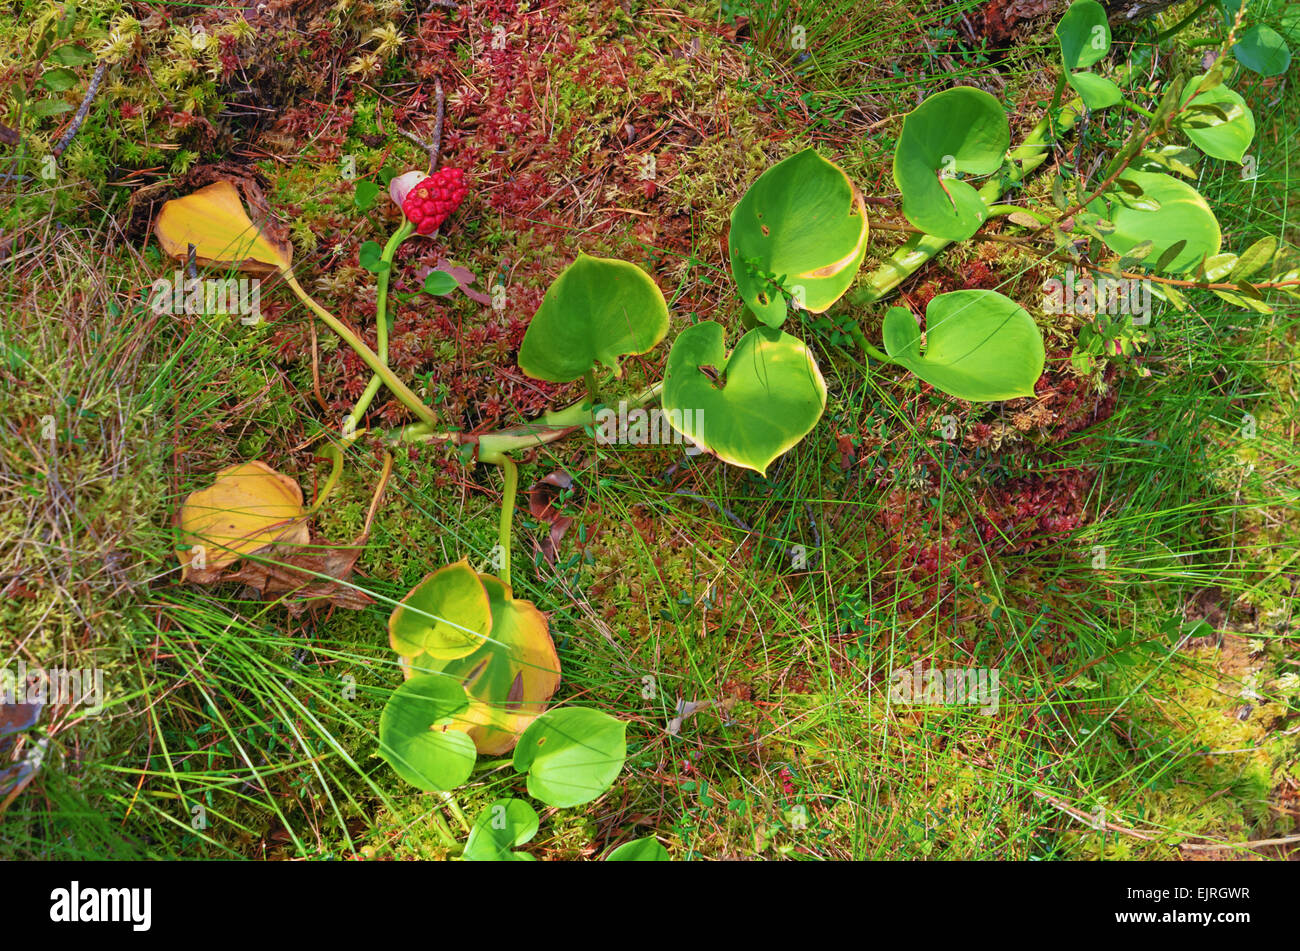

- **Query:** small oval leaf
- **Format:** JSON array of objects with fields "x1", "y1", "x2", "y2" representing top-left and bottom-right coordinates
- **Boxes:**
[{"x1": 512, "y1": 706, "x2": 628, "y2": 808}]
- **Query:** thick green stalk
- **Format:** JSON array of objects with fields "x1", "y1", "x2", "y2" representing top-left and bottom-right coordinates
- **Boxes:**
[
  {"x1": 281, "y1": 269, "x2": 439, "y2": 429},
  {"x1": 495, "y1": 455, "x2": 518, "y2": 588},
  {"x1": 349, "y1": 218, "x2": 416, "y2": 430},
  {"x1": 1155, "y1": 0, "x2": 1216, "y2": 44},
  {"x1": 393, "y1": 381, "x2": 664, "y2": 458}
]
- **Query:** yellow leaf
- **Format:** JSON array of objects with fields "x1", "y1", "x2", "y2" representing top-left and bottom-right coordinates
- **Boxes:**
[
  {"x1": 401, "y1": 574, "x2": 561, "y2": 755},
  {"x1": 154, "y1": 181, "x2": 292, "y2": 274},
  {"x1": 176, "y1": 461, "x2": 309, "y2": 579}
]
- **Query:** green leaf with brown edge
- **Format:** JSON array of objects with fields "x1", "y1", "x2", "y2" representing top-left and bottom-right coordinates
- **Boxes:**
[
  {"x1": 728, "y1": 148, "x2": 869, "y2": 328},
  {"x1": 389, "y1": 559, "x2": 492, "y2": 660}
]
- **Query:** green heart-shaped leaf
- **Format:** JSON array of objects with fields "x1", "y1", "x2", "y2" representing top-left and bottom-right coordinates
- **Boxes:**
[
  {"x1": 606, "y1": 836, "x2": 670, "y2": 861},
  {"x1": 462, "y1": 798, "x2": 539, "y2": 861},
  {"x1": 1177, "y1": 74, "x2": 1255, "y2": 163},
  {"x1": 1056, "y1": 0, "x2": 1111, "y2": 69},
  {"x1": 389, "y1": 559, "x2": 492, "y2": 660},
  {"x1": 1232, "y1": 24, "x2": 1291, "y2": 77},
  {"x1": 883, "y1": 290, "x2": 1044, "y2": 401},
  {"x1": 1065, "y1": 70, "x2": 1122, "y2": 110},
  {"x1": 404, "y1": 574, "x2": 561, "y2": 755},
  {"x1": 378, "y1": 674, "x2": 477, "y2": 791},
  {"x1": 662, "y1": 321, "x2": 827, "y2": 477},
  {"x1": 728, "y1": 148, "x2": 869, "y2": 328},
  {"x1": 1082, "y1": 171, "x2": 1221, "y2": 274},
  {"x1": 893, "y1": 87, "x2": 1010, "y2": 241},
  {"x1": 512, "y1": 706, "x2": 627, "y2": 808},
  {"x1": 518, "y1": 254, "x2": 669, "y2": 382}
]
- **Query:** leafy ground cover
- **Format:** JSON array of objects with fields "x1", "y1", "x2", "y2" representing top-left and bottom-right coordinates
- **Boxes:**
[{"x1": 1, "y1": 0, "x2": 1297, "y2": 859}]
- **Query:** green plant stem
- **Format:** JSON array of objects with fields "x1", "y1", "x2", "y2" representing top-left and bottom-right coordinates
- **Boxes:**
[
  {"x1": 281, "y1": 269, "x2": 439, "y2": 429},
  {"x1": 584, "y1": 367, "x2": 600, "y2": 404},
  {"x1": 390, "y1": 381, "x2": 664, "y2": 457},
  {"x1": 847, "y1": 323, "x2": 896, "y2": 363},
  {"x1": 494, "y1": 455, "x2": 519, "y2": 588},
  {"x1": 985, "y1": 203, "x2": 1053, "y2": 225},
  {"x1": 429, "y1": 808, "x2": 462, "y2": 852},
  {"x1": 1048, "y1": 72, "x2": 1066, "y2": 121},
  {"x1": 1155, "y1": 0, "x2": 1216, "y2": 44},
  {"x1": 1120, "y1": 99, "x2": 1155, "y2": 120},
  {"x1": 440, "y1": 791, "x2": 472, "y2": 833},
  {"x1": 349, "y1": 218, "x2": 416, "y2": 430}
]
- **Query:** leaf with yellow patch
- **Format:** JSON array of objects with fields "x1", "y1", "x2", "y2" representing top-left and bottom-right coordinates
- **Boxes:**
[
  {"x1": 176, "y1": 461, "x2": 310, "y2": 580},
  {"x1": 154, "y1": 181, "x2": 293, "y2": 274},
  {"x1": 402, "y1": 574, "x2": 560, "y2": 755}
]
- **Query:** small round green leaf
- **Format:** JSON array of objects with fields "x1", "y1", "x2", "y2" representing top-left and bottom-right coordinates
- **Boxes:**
[
  {"x1": 606, "y1": 836, "x2": 670, "y2": 861},
  {"x1": 353, "y1": 180, "x2": 380, "y2": 211},
  {"x1": 662, "y1": 321, "x2": 827, "y2": 477},
  {"x1": 1056, "y1": 0, "x2": 1111, "y2": 69},
  {"x1": 882, "y1": 290, "x2": 1044, "y2": 402},
  {"x1": 37, "y1": 67, "x2": 78, "y2": 92},
  {"x1": 359, "y1": 240, "x2": 385, "y2": 273},
  {"x1": 1082, "y1": 171, "x2": 1221, "y2": 274},
  {"x1": 728, "y1": 148, "x2": 869, "y2": 328},
  {"x1": 462, "y1": 798, "x2": 539, "y2": 861},
  {"x1": 1232, "y1": 25, "x2": 1291, "y2": 77},
  {"x1": 1177, "y1": 74, "x2": 1255, "y2": 163},
  {"x1": 518, "y1": 254, "x2": 669, "y2": 382},
  {"x1": 389, "y1": 559, "x2": 492, "y2": 660},
  {"x1": 1065, "y1": 70, "x2": 1122, "y2": 110},
  {"x1": 512, "y1": 706, "x2": 627, "y2": 808},
  {"x1": 893, "y1": 87, "x2": 1010, "y2": 241},
  {"x1": 378, "y1": 674, "x2": 477, "y2": 791}
]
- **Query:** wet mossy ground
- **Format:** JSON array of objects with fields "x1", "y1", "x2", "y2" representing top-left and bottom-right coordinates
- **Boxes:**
[{"x1": 1, "y1": 0, "x2": 1297, "y2": 859}]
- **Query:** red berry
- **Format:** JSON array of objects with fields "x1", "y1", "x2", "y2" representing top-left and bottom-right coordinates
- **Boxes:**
[{"x1": 401, "y1": 167, "x2": 469, "y2": 234}]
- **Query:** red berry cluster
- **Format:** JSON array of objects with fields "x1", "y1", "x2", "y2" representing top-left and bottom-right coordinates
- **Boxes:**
[{"x1": 401, "y1": 168, "x2": 468, "y2": 234}]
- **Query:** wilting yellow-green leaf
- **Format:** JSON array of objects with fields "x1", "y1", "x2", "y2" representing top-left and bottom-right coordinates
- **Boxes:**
[
  {"x1": 389, "y1": 559, "x2": 492, "y2": 661},
  {"x1": 402, "y1": 574, "x2": 561, "y2": 755},
  {"x1": 154, "y1": 181, "x2": 293, "y2": 274},
  {"x1": 176, "y1": 461, "x2": 309, "y2": 579}
]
